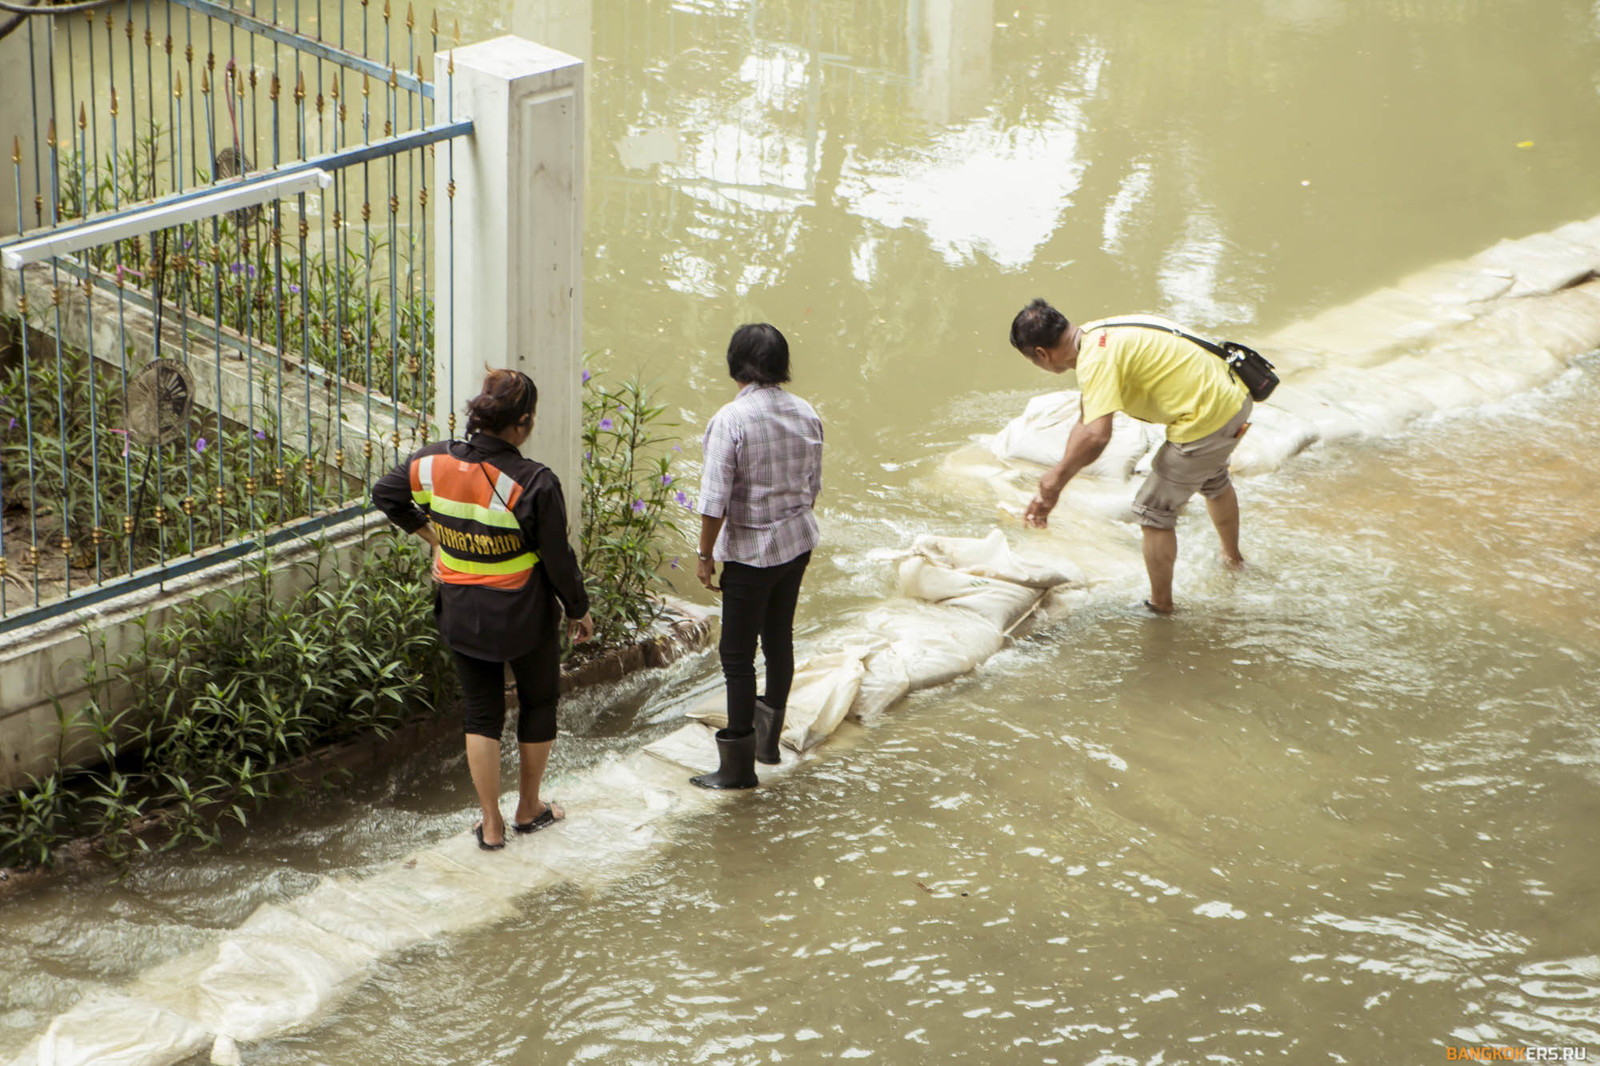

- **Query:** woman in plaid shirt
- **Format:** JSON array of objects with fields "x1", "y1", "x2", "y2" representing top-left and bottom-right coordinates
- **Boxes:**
[{"x1": 693, "y1": 323, "x2": 824, "y2": 789}]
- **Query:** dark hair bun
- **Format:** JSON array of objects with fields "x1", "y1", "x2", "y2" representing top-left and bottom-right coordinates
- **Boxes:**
[{"x1": 464, "y1": 368, "x2": 539, "y2": 437}]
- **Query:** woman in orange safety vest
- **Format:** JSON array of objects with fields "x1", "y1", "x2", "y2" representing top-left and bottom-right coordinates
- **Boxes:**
[{"x1": 373, "y1": 369, "x2": 594, "y2": 850}]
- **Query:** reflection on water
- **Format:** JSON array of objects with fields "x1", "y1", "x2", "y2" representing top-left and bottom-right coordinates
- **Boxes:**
[{"x1": 5, "y1": 0, "x2": 1600, "y2": 1060}]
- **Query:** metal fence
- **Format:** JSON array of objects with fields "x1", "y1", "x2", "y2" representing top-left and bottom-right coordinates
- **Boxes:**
[{"x1": 0, "y1": 0, "x2": 471, "y2": 629}]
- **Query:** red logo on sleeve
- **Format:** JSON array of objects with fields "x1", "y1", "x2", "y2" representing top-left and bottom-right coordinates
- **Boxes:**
[{"x1": 1098, "y1": 333, "x2": 1107, "y2": 347}]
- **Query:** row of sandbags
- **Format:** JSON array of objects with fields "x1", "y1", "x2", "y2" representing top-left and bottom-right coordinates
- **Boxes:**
[{"x1": 15, "y1": 215, "x2": 1600, "y2": 1066}]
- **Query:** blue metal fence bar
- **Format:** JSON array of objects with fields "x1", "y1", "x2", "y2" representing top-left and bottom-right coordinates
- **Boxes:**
[
  {"x1": 0, "y1": 501, "x2": 372, "y2": 637},
  {"x1": 0, "y1": 119, "x2": 471, "y2": 259},
  {"x1": 164, "y1": 0, "x2": 433, "y2": 101}
]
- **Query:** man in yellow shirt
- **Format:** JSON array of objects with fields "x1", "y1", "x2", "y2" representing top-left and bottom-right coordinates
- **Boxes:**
[{"x1": 1008, "y1": 298, "x2": 1252, "y2": 614}]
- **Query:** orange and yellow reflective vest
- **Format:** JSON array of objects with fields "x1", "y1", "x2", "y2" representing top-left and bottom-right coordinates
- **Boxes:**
[{"x1": 409, "y1": 449, "x2": 541, "y2": 590}]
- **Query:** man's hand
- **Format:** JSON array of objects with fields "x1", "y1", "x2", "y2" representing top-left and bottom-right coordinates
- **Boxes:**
[
  {"x1": 1024, "y1": 469, "x2": 1066, "y2": 528},
  {"x1": 697, "y1": 556, "x2": 720, "y2": 592},
  {"x1": 568, "y1": 611, "x2": 596, "y2": 643}
]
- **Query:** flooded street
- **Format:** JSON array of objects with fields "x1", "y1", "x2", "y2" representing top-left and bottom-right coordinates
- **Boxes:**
[{"x1": 6, "y1": 0, "x2": 1600, "y2": 1061}]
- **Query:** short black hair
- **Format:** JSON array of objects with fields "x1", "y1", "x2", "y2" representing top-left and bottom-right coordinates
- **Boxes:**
[
  {"x1": 726, "y1": 322, "x2": 791, "y2": 385},
  {"x1": 1009, "y1": 298, "x2": 1069, "y2": 355}
]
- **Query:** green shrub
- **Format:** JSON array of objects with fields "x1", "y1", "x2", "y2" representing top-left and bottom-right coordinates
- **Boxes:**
[
  {"x1": 0, "y1": 534, "x2": 453, "y2": 869},
  {"x1": 579, "y1": 367, "x2": 689, "y2": 649}
]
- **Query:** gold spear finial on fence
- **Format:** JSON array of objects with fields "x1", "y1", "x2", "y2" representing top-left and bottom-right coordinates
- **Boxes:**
[
  {"x1": 200, "y1": 67, "x2": 210, "y2": 95},
  {"x1": 452, "y1": 18, "x2": 460, "y2": 45},
  {"x1": 447, "y1": 50, "x2": 454, "y2": 76},
  {"x1": 11, "y1": 136, "x2": 20, "y2": 166},
  {"x1": 294, "y1": 71, "x2": 305, "y2": 105},
  {"x1": 78, "y1": 103, "x2": 86, "y2": 131},
  {"x1": 382, "y1": 0, "x2": 390, "y2": 22},
  {"x1": 406, "y1": 2, "x2": 414, "y2": 31},
  {"x1": 46, "y1": 118, "x2": 56, "y2": 150},
  {"x1": 270, "y1": 73, "x2": 281, "y2": 103},
  {"x1": 110, "y1": 86, "x2": 118, "y2": 117},
  {"x1": 362, "y1": 73, "x2": 370, "y2": 98},
  {"x1": 124, "y1": 17, "x2": 132, "y2": 40},
  {"x1": 430, "y1": 10, "x2": 437, "y2": 35},
  {"x1": 388, "y1": 64, "x2": 397, "y2": 90},
  {"x1": 175, "y1": 70, "x2": 183, "y2": 100}
]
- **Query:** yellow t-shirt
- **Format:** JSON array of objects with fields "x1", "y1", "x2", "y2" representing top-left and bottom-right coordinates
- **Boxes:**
[{"x1": 1075, "y1": 315, "x2": 1249, "y2": 443}]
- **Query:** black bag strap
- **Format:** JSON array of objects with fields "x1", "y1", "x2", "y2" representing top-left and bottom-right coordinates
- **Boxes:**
[
  {"x1": 1089, "y1": 319, "x2": 1231, "y2": 360},
  {"x1": 450, "y1": 438, "x2": 522, "y2": 522}
]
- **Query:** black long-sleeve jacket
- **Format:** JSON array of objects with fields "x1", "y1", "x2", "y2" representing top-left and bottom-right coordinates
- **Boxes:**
[{"x1": 372, "y1": 433, "x2": 590, "y2": 661}]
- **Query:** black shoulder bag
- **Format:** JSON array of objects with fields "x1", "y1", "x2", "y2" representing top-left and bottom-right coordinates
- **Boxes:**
[{"x1": 1096, "y1": 319, "x2": 1279, "y2": 402}]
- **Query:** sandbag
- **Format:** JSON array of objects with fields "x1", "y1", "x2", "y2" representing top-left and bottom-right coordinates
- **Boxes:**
[
  {"x1": 850, "y1": 644, "x2": 912, "y2": 722},
  {"x1": 988, "y1": 392, "x2": 1161, "y2": 479},
  {"x1": 22, "y1": 993, "x2": 209, "y2": 1066},
  {"x1": 194, "y1": 907, "x2": 377, "y2": 1044},
  {"x1": 861, "y1": 601, "x2": 1006, "y2": 690},
  {"x1": 1227, "y1": 401, "x2": 1321, "y2": 478},
  {"x1": 910, "y1": 528, "x2": 1085, "y2": 588},
  {"x1": 897, "y1": 557, "x2": 1043, "y2": 633},
  {"x1": 684, "y1": 648, "x2": 866, "y2": 752}
]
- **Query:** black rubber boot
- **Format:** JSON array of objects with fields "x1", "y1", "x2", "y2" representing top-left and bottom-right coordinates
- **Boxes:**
[
  {"x1": 753, "y1": 699, "x2": 785, "y2": 766},
  {"x1": 690, "y1": 729, "x2": 759, "y2": 790}
]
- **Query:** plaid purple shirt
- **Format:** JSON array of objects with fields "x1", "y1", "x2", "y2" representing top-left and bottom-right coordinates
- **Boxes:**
[{"x1": 698, "y1": 384, "x2": 824, "y2": 567}]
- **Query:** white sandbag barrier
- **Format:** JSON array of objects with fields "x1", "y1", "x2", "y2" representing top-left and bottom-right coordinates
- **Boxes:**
[{"x1": 12, "y1": 218, "x2": 1600, "y2": 1066}]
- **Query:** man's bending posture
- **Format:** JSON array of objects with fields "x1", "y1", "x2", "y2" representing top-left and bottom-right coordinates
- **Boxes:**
[{"x1": 1009, "y1": 298, "x2": 1251, "y2": 614}]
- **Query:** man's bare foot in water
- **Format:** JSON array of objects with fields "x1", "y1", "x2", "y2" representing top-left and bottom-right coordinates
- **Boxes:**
[
  {"x1": 1222, "y1": 551, "x2": 1247, "y2": 572},
  {"x1": 1143, "y1": 598, "x2": 1176, "y2": 615}
]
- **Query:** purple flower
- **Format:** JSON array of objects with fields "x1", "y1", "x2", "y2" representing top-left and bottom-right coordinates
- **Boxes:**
[
  {"x1": 584, "y1": 450, "x2": 592, "y2": 460},
  {"x1": 669, "y1": 556, "x2": 680, "y2": 570},
  {"x1": 582, "y1": 369, "x2": 591, "y2": 384},
  {"x1": 661, "y1": 473, "x2": 673, "y2": 486},
  {"x1": 254, "y1": 429, "x2": 267, "y2": 440},
  {"x1": 288, "y1": 283, "x2": 301, "y2": 295},
  {"x1": 674, "y1": 491, "x2": 689, "y2": 507},
  {"x1": 598, "y1": 417, "x2": 613, "y2": 431},
  {"x1": 195, "y1": 437, "x2": 208, "y2": 453},
  {"x1": 672, "y1": 444, "x2": 682, "y2": 453},
  {"x1": 631, "y1": 499, "x2": 646, "y2": 514},
  {"x1": 6, "y1": 417, "x2": 14, "y2": 431}
]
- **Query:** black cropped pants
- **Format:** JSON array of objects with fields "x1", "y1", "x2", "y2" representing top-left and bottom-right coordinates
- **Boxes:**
[
  {"x1": 452, "y1": 636, "x2": 560, "y2": 744},
  {"x1": 718, "y1": 550, "x2": 811, "y2": 736}
]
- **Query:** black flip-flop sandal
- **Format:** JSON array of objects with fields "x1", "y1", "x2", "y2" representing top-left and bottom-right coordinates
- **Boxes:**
[
  {"x1": 512, "y1": 803, "x2": 562, "y2": 834},
  {"x1": 474, "y1": 823, "x2": 506, "y2": 851}
]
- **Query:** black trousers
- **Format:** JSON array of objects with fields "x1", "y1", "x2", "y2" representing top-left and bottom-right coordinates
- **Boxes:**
[
  {"x1": 718, "y1": 551, "x2": 811, "y2": 735},
  {"x1": 452, "y1": 636, "x2": 560, "y2": 744}
]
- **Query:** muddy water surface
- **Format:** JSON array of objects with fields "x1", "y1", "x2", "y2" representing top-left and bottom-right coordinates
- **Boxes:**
[{"x1": 5, "y1": 0, "x2": 1600, "y2": 1062}]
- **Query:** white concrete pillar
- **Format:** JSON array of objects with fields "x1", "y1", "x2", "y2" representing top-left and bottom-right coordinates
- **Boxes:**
[
  {"x1": 0, "y1": 17, "x2": 53, "y2": 240},
  {"x1": 433, "y1": 36, "x2": 584, "y2": 531}
]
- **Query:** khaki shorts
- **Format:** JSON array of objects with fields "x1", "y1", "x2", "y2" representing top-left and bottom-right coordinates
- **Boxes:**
[{"x1": 1131, "y1": 399, "x2": 1252, "y2": 530}]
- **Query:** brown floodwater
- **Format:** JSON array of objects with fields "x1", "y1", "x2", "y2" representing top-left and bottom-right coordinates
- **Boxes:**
[{"x1": 5, "y1": 0, "x2": 1600, "y2": 1062}]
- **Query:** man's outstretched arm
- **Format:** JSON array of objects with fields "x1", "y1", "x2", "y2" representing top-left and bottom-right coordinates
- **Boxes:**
[{"x1": 1024, "y1": 412, "x2": 1114, "y2": 528}]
